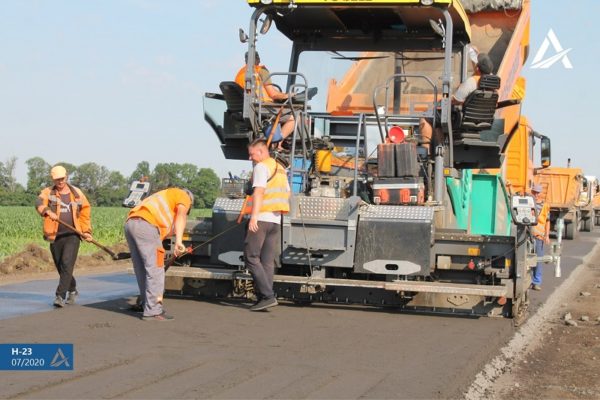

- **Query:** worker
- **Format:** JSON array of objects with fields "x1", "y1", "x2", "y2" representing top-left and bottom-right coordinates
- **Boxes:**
[
  {"x1": 124, "y1": 187, "x2": 194, "y2": 321},
  {"x1": 530, "y1": 184, "x2": 550, "y2": 291},
  {"x1": 244, "y1": 138, "x2": 290, "y2": 311},
  {"x1": 235, "y1": 51, "x2": 295, "y2": 150},
  {"x1": 419, "y1": 48, "x2": 494, "y2": 152},
  {"x1": 35, "y1": 165, "x2": 93, "y2": 308}
]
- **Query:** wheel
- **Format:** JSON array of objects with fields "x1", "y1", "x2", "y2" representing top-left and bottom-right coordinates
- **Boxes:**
[
  {"x1": 582, "y1": 217, "x2": 592, "y2": 232},
  {"x1": 565, "y1": 220, "x2": 577, "y2": 240}
]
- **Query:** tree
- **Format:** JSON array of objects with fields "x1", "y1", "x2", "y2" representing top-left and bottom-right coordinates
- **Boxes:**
[
  {"x1": 26, "y1": 157, "x2": 51, "y2": 194},
  {"x1": 129, "y1": 161, "x2": 151, "y2": 182},
  {"x1": 71, "y1": 162, "x2": 111, "y2": 204},
  {"x1": 191, "y1": 168, "x2": 221, "y2": 208},
  {"x1": 0, "y1": 157, "x2": 18, "y2": 192},
  {"x1": 95, "y1": 171, "x2": 128, "y2": 206}
]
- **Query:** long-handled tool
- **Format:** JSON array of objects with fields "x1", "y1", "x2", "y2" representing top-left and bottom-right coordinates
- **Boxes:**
[
  {"x1": 164, "y1": 222, "x2": 243, "y2": 271},
  {"x1": 55, "y1": 219, "x2": 131, "y2": 260}
]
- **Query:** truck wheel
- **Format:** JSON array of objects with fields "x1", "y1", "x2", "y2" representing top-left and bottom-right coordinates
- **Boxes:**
[
  {"x1": 565, "y1": 220, "x2": 577, "y2": 240},
  {"x1": 582, "y1": 217, "x2": 592, "y2": 232}
]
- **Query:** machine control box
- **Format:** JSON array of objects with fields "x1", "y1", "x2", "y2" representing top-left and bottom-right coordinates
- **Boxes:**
[
  {"x1": 123, "y1": 180, "x2": 151, "y2": 208},
  {"x1": 511, "y1": 195, "x2": 537, "y2": 226}
]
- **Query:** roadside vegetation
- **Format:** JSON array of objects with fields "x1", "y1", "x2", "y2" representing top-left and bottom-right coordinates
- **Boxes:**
[
  {"x1": 0, "y1": 157, "x2": 222, "y2": 208},
  {"x1": 0, "y1": 206, "x2": 211, "y2": 260}
]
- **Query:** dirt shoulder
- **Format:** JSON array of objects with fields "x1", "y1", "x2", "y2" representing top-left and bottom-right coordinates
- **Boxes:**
[
  {"x1": 468, "y1": 242, "x2": 600, "y2": 399},
  {"x1": 0, "y1": 242, "x2": 130, "y2": 286}
]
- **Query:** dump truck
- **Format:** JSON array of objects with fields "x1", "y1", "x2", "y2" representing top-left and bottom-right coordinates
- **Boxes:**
[
  {"x1": 578, "y1": 175, "x2": 599, "y2": 232},
  {"x1": 534, "y1": 167, "x2": 584, "y2": 240},
  {"x1": 594, "y1": 183, "x2": 600, "y2": 228},
  {"x1": 166, "y1": 0, "x2": 559, "y2": 319}
]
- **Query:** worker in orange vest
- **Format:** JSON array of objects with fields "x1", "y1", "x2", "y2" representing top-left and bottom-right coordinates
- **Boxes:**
[
  {"x1": 124, "y1": 188, "x2": 193, "y2": 321},
  {"x1": 235, "y1": 51, "x2": 295, "y2": 150},
  {"x1": 530, "y1": 184, "x2": 550, "y2": 291},
  {"x1": 35, "y1": 165, "x2": 93, "y2": 308},
  {"x1": 244, "y1": 139, "x2": 290, "y2": 311}
]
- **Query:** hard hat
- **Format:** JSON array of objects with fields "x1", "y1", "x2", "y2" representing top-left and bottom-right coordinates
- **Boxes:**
[{"x1": 50, "y1": 165, "x2": 67, "y2": 180}]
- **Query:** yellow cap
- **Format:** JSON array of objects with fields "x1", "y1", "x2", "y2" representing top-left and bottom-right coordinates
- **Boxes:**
[{"x1": 50, "y1": 165, "x2": 67, "y2": 180}]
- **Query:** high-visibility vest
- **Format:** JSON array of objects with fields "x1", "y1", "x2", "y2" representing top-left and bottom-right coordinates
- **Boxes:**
[
  {"x1": 244, "y1": 158, "x2": 290, "y2": 215},
  {"x1": 235, "y1": 64, "x2": 272, "y2": 102},
  {"x1": 37, "y1": 184, "x2": 91, "y2": 242},
  {"x1": 128, "y1": 188, "x2": 190, "y2": 240},
  {"x1": 532, "y1": 201, "x2": 549, "y2": 239}
]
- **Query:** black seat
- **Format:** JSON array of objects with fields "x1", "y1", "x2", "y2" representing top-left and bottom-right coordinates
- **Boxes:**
[
  {"x1": 218, "y1": 81, "x2": 252, "y2": 159},
  {"x1": 219, "y1": 81, "x2": 245, "y2": 114},
  {"x1": 455, "y1": 74, "x2": 501, "y2": 137}
]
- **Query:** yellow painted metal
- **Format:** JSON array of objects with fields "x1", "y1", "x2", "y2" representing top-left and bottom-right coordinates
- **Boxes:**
[{"x1": 467, "y1": 247, "x2": 481, "y2": 256}]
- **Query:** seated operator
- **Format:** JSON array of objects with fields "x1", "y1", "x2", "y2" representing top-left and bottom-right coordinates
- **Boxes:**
[
  {"x1": 235, "y1": 52, "x2": 295, "y2": 150},
  {"x1": 419, "y1": 48, "x2": 494, "y2": 152}
]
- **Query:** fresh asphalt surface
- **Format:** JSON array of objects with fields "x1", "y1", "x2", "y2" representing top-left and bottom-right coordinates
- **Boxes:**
[{"x1": 1, "y1": 231, "x2": 598, "y2": 399}]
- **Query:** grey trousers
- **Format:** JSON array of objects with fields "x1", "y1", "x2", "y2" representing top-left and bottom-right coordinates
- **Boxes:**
[
  {"x1": 244, "y1": 221, "x2": 280, "y2": 300},
  {"x1": 124, "y1": 218, "x2": 165, "y2": 317}
]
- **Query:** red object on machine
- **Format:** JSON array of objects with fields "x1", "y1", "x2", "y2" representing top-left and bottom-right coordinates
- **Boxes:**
[{"x1": 388, "y1": 126, "x2": 405, "y2": 143}]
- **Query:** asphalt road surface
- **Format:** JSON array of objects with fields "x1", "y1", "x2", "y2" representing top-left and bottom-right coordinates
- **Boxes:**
[{"x1": 1, "y1": 231, "x2": 598, "y2": 399}]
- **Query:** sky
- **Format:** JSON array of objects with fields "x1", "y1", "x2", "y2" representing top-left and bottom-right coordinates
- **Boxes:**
[{"x1": 1, "y1": 0, "x2": 598, "y2": 185}]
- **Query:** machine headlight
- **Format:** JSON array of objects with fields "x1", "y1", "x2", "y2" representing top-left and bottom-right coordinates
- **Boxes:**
[
  {"x1": 261, "y1": 0, "x2": 274, "y2": 4},
  {"x1": 421, "y1": 0, "x2": 434, "y2": 5}
]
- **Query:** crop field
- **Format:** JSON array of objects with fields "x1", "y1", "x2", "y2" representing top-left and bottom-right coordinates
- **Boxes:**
[{"x1": 0, "y1": 206, "x2": 211, "y2": 260}]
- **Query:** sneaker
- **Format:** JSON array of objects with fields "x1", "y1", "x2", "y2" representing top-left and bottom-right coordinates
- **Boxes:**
[
  {"x1": 531, "y1": 284, "x2": 542, "y2": 291},
  {"x1": 250, "y1": 297, "x2": 278, "y2": 311},
  {"x1": 141, "y1": 312, "x2": 174, "y2": 321},
  {"x1": 66, "y1": 291, "x2": 78, "y2": 305},
  {"x1": 53, "y1": 296, "x2": 65, "y2": 308}
]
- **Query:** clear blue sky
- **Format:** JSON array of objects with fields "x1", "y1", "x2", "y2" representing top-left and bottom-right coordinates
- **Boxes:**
[{"x1": 1, "y1": 1, "x2": 597, "y2": 185}]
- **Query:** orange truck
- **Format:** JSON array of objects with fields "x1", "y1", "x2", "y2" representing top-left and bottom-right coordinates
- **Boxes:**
[
  {"x1": 594, "y1": 186, "x2": 600, "y2": 228},
  {"x1": 579, "y1": 175, "x2": 599, "y2": 231},
  {"x1": 534, "y1": 167, "x2": 584, "y2": 239}
]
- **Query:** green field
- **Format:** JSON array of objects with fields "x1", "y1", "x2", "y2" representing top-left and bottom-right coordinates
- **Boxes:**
[{"x1": 0, "y1": 206, "x2": 211, "y2": 260}]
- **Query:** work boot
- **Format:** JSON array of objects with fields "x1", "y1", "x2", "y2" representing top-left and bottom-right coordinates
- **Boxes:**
[
  {"x1": 53, "y1": 296, "x2": 65, "y2": 308},
  {"x1": 250, "y1": 297, "x2": 278, "y2": 311},
  {"x1": 531, "y1": 284, "x2": 542, "y2": 291},
  {"x1": 66, "y1": 291, "x2": 78, "y2": 305}
]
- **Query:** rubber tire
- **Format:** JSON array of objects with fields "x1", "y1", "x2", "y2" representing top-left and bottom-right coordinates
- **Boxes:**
[
  {"x1": 565, "y1": 220, "x2": 577, "y2": 240},
  {"x1": 582, "y1": 217, "x2": 592, "y2": 232}
]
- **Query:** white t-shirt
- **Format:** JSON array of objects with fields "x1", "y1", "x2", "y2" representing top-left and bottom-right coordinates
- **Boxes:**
[
  {"x1": 252, "y1": 162, "x2": 289, "y2": 224},
  {"x1": 453, "y1": 76, "x2": 478, "y2": 103}
]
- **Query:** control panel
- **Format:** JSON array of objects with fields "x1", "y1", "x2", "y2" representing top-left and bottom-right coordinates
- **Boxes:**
[
  {"x1": 123, "y1": 180, "x2": 151, "y2": 208},
  {"x1": 511, "y1": 195, "x2": 537, "y2": 226}
]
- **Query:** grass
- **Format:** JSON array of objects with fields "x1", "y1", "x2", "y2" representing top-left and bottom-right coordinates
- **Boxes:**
[{"x1": 0, "y1": 206, "x2": 212, "y2": 260}]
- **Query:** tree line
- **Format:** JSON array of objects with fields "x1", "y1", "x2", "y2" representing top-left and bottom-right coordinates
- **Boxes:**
[{"x1": 0, "y1": 157, "x2": 221, "y2": 208}]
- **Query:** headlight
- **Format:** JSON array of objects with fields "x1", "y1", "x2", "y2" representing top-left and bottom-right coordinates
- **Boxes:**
[
  {"x1": 261, "y1": 0, "x2": 273, "y2": 4},
  {"x1": 421, "y1": 0, "x2": 434, "y2": 5}
]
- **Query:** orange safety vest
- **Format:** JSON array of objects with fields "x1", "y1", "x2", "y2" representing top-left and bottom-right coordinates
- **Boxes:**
[
  {"x1": 235, "y1": 64, "x2": 272, "y2": 102},
  {"x1": 37, "y1": 184, "x2": 91, "y2": 242},
  {"x1": 127, "y1": 188, "x2": 191, "y2": 240},
  {"x1": 244, "y1": 158, "x2": 290, "y2": 215},
  {"x1": 532, "y1": 201, "x2": 549, "y2": 239}
]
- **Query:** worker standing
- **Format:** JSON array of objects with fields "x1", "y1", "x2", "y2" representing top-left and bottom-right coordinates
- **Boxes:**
[
  {"x1": 244, "y1": 139, "x2": 290, "y2": 311},
  {"x1": 531, "y1": 184, "x2": 550, "y2": 291},
  {"x1": 35, "y1": 165, "x2": 93, "y2": 308},
  {"x1": 124, "y1": 188, "x2": 193, "y2": 321}
]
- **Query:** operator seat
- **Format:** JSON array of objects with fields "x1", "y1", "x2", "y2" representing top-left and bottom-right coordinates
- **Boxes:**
[
  {"x1": 218, "y1": 81, "x2": 252, "y2": 159},
  {"x1": 452, "y1": 74, "x2": 504, "y2": 169},
  {"x1": 455, "y1": 74, "x2": 501, "y2": 139}
]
